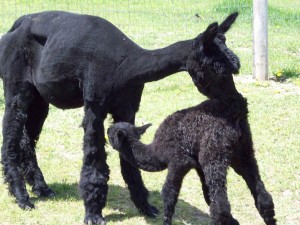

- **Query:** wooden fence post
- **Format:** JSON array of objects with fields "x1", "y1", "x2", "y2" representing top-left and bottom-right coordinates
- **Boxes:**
[{"x1": 253, "y1": 0, "x2": 268, "y2": 80}]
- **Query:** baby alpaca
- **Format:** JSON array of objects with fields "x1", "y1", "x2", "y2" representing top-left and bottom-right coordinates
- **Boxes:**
[{"x1": 107, "y1": 21, "x2": 276, "y2": 225}]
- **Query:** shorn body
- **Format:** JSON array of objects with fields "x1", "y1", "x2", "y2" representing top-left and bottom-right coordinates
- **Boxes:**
[
  {"x1": 108, "y1": 16, "x2": 276, "y2": 225},
  {"x1": 0, "y1": 11, "x2": 241, "y2": 224}
]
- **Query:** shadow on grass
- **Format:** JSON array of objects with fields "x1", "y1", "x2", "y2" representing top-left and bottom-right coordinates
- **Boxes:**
[
  {"x1": 105, "y1": 184, "x2": 210, "y2": 225},
  {"x1": 32, "y1": 182, "x2": 210, "y2": 224},
  {"x1": 29, "y1": 182, "x2": 81, "y2": 203}
]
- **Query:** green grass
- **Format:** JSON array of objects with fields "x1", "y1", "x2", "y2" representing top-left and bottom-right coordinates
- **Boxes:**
[
  {"x1": 0, "y1": 0, "x2": 299, "y2": 224},
  {"x1": 1, "y1": 75, "x2": 299, "y2": 225}
]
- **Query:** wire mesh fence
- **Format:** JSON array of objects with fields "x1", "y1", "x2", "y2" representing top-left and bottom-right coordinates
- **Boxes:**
[
  {"x1": 0, "y1": 0, "x2": 251, "y2": 36},
  {"x1": 0, "y1": 0, "x2": 299, "y2": 76}
]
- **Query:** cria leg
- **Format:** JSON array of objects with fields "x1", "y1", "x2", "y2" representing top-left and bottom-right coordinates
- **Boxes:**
[
  {"x1": 196, "y1": 167, "x2": 239, "y2": 225},
  {"x1": 201, "y1": 155, "x2": 235, "y2": 225},
  {"x1": 231, "y1": 144, "x2": 276, "y2": 225},
  {"x1": 161, "y1": 161, "x2": 190, "y2": 225}
]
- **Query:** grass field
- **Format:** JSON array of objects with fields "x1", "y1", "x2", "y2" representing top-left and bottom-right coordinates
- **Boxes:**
[{"x1": 0, "y1": 0, "x2": 299, "y2": 225}]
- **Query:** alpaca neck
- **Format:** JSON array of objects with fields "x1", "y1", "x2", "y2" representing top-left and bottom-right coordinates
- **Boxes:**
[
  {"x1": 226, "y1": 93, "x2": 248, "y2": 118},
  {"x1": 221, "y1": 76, "x2": 248, "y2": 115},
  {"x1": 208, "y1": 91, "x2": 248, "y2": 120},
  {"x1": 116, "y1": 40, "x2": 193, "y2": 85},
  {"x1": 121, "y1": 138, "x2": 166, "y2": 172},
  {"x1": 208, "y1": 74, "x2": 248, "y2": 117}
]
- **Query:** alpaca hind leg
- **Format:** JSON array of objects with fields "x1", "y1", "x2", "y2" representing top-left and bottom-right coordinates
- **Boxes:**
[
  {"x1": 231, "y1": 152, "x2": 276, "y2": 225},
  {"x1": 19, "y1": 95, "x2": 55, "y2": 198},
  {"x1": 196, "y1": 167, "x2": 210, "y2": 205},
  {"x1": 79, "y1": 101, "x2": 108, "y2": 225},
  {"x1": 1, "y1": 83, "x2": 35, "y2": 209},
  {"x1": 161, "y1": 163, "x2": 190, "y2": 225}
]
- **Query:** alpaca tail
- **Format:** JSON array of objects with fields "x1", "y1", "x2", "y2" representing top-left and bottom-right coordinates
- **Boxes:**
[
  {"x1": 0, "y1": 43, "x2": 3, "y2": 79},
  {"x1": 0, "y1": 15, "x2": 27, "y2": 79},
  {"x1": 8, "y1": 15, "x2": 26, "y2": 33}
]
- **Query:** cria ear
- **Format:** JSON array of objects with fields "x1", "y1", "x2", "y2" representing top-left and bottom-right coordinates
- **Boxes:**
[
  {"x1": 135, "y1": 123, "x2": 152, "y2": 138},
  {"x1": 117, "y1": 129, "x2": 126, "y2": 140},
  {"x1": 111, "y1": 129, "x2": 127, "y2": 149},
  {"x1": 219, "y1": 12, "x2": 238, "y2": 34},
  {"x1": 202, "y1": 22, "x2": 218, "y2": 49}
]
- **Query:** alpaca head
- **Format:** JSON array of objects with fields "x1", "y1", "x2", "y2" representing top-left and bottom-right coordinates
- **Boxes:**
[
  {"x1": 107, "y1": 122, "x2": 152, "y2": 150},
  {"x1": 187, "y1": 12, "x2": 240, "y2": 100}
]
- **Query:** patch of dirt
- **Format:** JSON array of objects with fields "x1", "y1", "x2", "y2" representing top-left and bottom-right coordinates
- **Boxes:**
[{"x1": 234, "y1": 75, "x2": 300, "y2": 95}]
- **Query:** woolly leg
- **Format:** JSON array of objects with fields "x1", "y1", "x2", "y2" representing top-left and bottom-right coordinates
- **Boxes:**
[
  {"x1": 231, "y1": 149, "x2": 276, "y2": 225},
  {"x1": 113, "y1": 113, "x2": 158, "y2": 217},
  {"x1": 201, "y1": 157, "x2": 234, "y2": 225},
  {"x1": 1, "y1": 83, "x2": 34, "y2": 209},
  {"x1": 19, "y1": 96, "x2": 55, "y2": 198},
  {"x1": 119, "y1": 158, "x2": 158, "y2": 217},
  {"x1": 196, "y1": 167, "x2": 239, "y2": 225},
  {"x1": 79, "y1": 101, "x2": 109, "y2": 225},
  {"x1": 161, "y1": 162, "x2": 190, "y2": 225},
  {"x1": 196, "y1": 167, "x2": 210, "y2": 205}
]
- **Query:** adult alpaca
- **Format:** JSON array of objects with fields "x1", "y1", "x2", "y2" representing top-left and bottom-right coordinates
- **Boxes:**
[
  {"x1": 0, "y1": 11, "x2": 238, "y2": 224},
  {"x1": 108, "y1": 25, "x2": 276, "y2": 225}
]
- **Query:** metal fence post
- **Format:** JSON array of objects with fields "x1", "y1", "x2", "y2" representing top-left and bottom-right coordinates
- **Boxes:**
[{"x1": 253, "y1": 0, "x2": 268, "y2": 80}]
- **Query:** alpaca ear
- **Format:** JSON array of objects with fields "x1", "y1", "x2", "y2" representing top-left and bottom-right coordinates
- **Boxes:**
[
  {"x1": 135, "y1": 123, "x2": 152, "y2": 137},
  {"x1": 203, "y1": 22, "x2": 218, "y2": 46},
  {"x1": 219, "y1": 12, "x2": 238, "y2": 34},
  {"x1": 110, "y1": 129, "x2": 127, "y2": 149},
  {"x1": 194, "y1": 22, "x2": 218, "y2": 51},
  {"x1": 116, "y1": 129, "x2": 127, "y2": 140}
]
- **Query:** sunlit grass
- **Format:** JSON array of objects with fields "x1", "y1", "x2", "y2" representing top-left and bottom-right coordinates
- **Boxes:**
[{"x1": 1, "y1": 74, "x2": 299, "y2": 225}]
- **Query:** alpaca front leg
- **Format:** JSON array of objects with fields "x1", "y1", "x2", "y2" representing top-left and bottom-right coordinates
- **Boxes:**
[
  {"x1": 202, "y1": 160, "x2": 234, "y2": 225},
  {"x1": 79, "y1": 102, "x2": 109, "y2": 225},
  {"x1": 196, "y1": 168, "x2": 239, "y2": 225},
  {"x1": 231, "y1": 155, "x2": 276, "y2": 225},
  {"x1": 161, "y1": 163, "x2": 190, "y2": 225},
  {"x1": 120, "y1": 157, "x2": 159, "y2": 217},
  {"x1": 113, "y1": 111, "x2": 158, "y2": 218}
]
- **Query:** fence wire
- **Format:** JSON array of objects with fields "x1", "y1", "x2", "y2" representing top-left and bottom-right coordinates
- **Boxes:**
[{"x1": 0, "y1": 0, "x2": 299, "y2": 76}]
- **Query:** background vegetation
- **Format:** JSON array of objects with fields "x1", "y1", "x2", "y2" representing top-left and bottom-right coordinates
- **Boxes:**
[{"x1": 0, "y1": 0, "x2": 299, "y2": 224}]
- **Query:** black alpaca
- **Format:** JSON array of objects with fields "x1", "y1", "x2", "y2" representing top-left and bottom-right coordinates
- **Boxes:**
[
  {"x1": 0, "y1": 11, "x2": 238, "y2": 224},
  {"x1": 108, "y1": 23, "x2": 276, "y2": 225}
]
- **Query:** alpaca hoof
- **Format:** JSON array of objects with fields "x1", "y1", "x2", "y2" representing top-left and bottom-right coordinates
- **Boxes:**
[
  {"x1": 84, "y1": 214, "x2": 106, "y2": 225},
  {"x1": 163, "y1": 217, "x2": 172, "y2": 225},
  {"x1": 140, "y1": 205, "x2": 159, "y2": 218},
  {"x1": 18, "y1": 200, "x2": 35, "y2": 210},
  {"x1": 257, "y1": 192, "x2": 276, "y2": 224},
  {"x1": 264, "y1": 217, "x2": 277, "y2": 225},
  {"x1": 229, "y1": 216, "x2": 240, "y2": 225},
  {"x1": 33, "y1": 187, "x2": 56, "y2": 198}
]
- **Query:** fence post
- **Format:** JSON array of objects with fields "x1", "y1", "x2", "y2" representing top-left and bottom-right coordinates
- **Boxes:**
[{"x1": 253, "y1": 0, "x2": 268, "y2": 80}]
